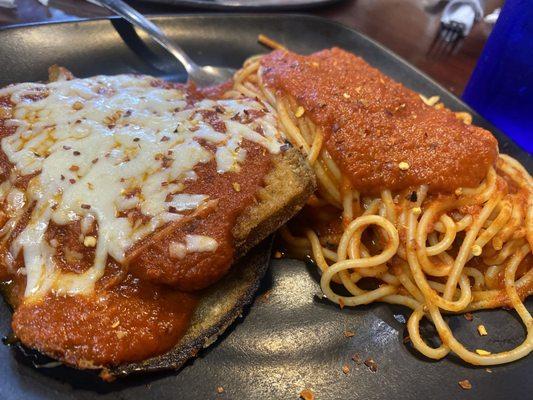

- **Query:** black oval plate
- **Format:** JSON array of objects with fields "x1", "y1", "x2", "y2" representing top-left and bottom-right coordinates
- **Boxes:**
[{"x1": 0, "y1": 14, "x2": 531, "y2": 400}]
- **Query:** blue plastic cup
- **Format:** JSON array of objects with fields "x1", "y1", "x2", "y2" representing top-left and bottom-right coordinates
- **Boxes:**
[{"x1": 462, "y1": 0, "x2": 533, "y2": 153}]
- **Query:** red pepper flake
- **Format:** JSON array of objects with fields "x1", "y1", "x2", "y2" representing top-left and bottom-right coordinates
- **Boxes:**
[
  {"x1": 63, "y1": 145, "x2": 72, "y2": 150},
  {"x1": 351, "y1": 353, "x2": 362, "y2": 364},
  {"x1": 364, "y1": 358, "x2": 378, "y2": 372},
  {"x1": 161, "y1": 156, "x2": 173, "y2": 168},
  {"x1": 252, "y1": 126, "x2": 264, "y2": 137},
  {"x1": 60, "y1": 174, "x2": 65, "y2": 181},
  {"x1": 161, "y1": 181, "x2": 169, "y2": 187},
  {"x1": 69, "y1": 165, "x2": 79, "y2": 172},
  {"x1": 91, "y1": 158, "x2": 99, "y2": 164},
  {"x1": 342, "y1": 364, "x2": 350, "y2": 374},
  {"x1": 73, "y1": 151, "x2": 81, "y2": 156},
  {"x1": 81, "y1": 204, "x2": 91, "y2": 210},
  {"x1": 458, "y1": 380, "x2": 472, "y2": 390},
  {"x1": 464, "y1": 312, "x2": 474, "y2": 321},
  {"x1": 99, "y1": 369, "x2": 116, "y2": 382},
  {"x1": 299, "y1": 389, "x2": 315, "y2": 400},
  {"x1": 160, "y1": 136, "x2": 169, "y2": 142},
  {"x1": 258, "y1": 290, "x2": 272, "y2": 303},
  {"x1": 69, "y1": 178, "x2": 76, "y2": 184},
  {"x1": 133, "y1": 137, "x2": 140, "y2": 142}
]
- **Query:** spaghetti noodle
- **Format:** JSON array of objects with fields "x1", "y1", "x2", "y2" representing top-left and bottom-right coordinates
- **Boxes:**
[{"x1": 227, "y1": 44, "x2": 533, "y2": 366}]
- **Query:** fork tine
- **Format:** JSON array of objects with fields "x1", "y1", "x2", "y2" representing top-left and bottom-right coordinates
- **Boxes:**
[
  {"x1": 427, "y1": 21, "x2": 465, "y2": 59},
  {"x1": 445, "y1": 24, "x2": 458, "y2": 42},
  {"x1": 449, "y1": 29, "x2": 458, "y2": 43},
  {"x1": 449, "y1": 33, "x2": 463, "y2": 55},
  {"x1": 428, "y1": 23, "x2": 449, "y2": 58}
]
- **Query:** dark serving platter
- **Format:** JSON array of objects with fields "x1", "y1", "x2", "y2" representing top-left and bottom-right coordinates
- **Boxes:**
[{"x1": 0, "y1": 14, "x2": 531, "y2": 400}]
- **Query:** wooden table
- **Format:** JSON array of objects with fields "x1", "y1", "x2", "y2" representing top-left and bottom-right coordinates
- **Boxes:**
[{"x1": 0, "y1": 0, "x2": 502, "y2": 95}]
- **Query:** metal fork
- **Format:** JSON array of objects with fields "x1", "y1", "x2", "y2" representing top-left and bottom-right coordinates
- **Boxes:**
[
  {"x1": 427, "y1": 20, "x2": 466, "y2": 58},
  {"x1": 97, "y1": 0, "x2": 235, "y2": 87}
]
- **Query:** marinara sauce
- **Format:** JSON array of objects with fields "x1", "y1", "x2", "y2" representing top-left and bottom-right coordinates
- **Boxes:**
[{"x1": 261, "y1": 48, "x2": 498, "y2": 194}]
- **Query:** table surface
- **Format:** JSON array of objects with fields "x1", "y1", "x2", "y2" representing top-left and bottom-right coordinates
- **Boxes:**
[{"x1": 0, "y1": 0, "x2": 502, "y2": 96}]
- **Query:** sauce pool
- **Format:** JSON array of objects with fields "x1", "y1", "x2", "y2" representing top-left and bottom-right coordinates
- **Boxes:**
[{"x1": 261, "y1": 48, "x2": 498, "y2": 194}]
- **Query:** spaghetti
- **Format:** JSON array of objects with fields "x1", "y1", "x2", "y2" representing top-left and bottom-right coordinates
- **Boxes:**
[{"x1": 227, "y1": 44, "x2": 533, "y2": 366}]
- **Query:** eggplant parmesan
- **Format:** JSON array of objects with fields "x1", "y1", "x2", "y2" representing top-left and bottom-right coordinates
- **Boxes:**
[{"x1": 0, "y1": 67, "x2": 315, "y2": 373}]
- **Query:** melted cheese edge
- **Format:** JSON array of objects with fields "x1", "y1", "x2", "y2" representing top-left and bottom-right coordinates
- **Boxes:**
[{"x1": 0, "y1": 74, "x2": 283, "y2": 300}]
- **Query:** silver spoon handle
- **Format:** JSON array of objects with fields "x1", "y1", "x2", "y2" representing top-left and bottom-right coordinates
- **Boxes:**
[{"x1": 97, "y1": 0, "x2": 199, "y2": 76}]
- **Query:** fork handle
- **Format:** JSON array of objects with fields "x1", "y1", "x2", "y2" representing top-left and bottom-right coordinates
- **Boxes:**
[{"x1": 96, "y1": 0, "x2": 199, "y2": 76}]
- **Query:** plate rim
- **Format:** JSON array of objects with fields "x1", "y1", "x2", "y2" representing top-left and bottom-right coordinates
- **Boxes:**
[
  {"x1": 134, "y1": 0, "x2": 346, "y2": 11},
  {"x1": 0, "y1": 13, "x2": 485, "y2": 111},
  {"x1": 0, "y1": 13, "x2": 528, "y2": 162}
]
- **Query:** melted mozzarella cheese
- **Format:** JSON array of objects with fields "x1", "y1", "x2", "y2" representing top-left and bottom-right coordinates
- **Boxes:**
[
  {"x1": 169, "y1": 241, "x2": 187, "y2": 260},
  {"x1": 185, "y1": 235, "x2": 219, "y2": 253},
  {"x1": 0, "y1": 74, "x2": 283, "y2": 299}
]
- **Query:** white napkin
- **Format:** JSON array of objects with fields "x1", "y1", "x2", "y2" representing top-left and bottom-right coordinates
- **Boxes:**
[
  {"x1": 441, "y1": 0, "x2": 485, "y2": 36},
  {"x1": 484, "y1": 7, "x2": 500, "y2": 25}
]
